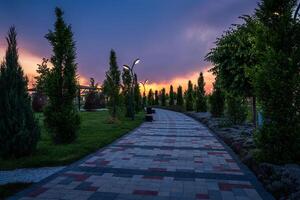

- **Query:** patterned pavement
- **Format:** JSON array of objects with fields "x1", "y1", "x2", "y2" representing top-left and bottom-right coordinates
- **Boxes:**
[{"x1": 10, "y1": 109, "x2": 273, "y2": 200}]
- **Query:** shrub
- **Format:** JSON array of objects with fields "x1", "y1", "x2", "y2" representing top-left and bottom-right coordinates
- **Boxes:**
[
  {"x1": 225, "y1": 94, "x2": 247, "y2": 124},
  {"x1": 32, "y1": 92, "x2": 47, "y2": 112},
  {"x1": 209, "y1": 85, "x2": 225, "y2": 117}
]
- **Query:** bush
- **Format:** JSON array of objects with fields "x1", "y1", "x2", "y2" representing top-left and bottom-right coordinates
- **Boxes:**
[
  {"x1": 44, "y1": 105, "x2": 80, "y2": 144},
  {"x1": 32, "y1": 92, "x2": 47, "y2": 112},
  {"x1": 225, "y1": 94, "x2": 247, "y2": 124},
  {"x1": 209, "y1": 86, "x2": 225, "y2": 117},
  {"x1": 84, "y1": 92, "x2": 106, "y2": 110}
]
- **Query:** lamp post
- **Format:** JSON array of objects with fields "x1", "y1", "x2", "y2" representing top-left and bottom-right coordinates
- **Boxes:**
[
  {"x1": 123, "y1": 58, "x2": 140, "y2": 120},
  {"x1": 140, "y1": 79, "x2": 148, "y2": 109}
]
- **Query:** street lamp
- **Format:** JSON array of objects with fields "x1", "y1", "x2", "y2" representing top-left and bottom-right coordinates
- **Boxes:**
[{"x1": 123, "y1": 58, "x2": 140, "y2": 120}]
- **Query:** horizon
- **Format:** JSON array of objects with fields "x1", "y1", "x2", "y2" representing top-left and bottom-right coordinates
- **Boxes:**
[{"x1": 0, "y1": 0, "x2": 258, "y2": 93}]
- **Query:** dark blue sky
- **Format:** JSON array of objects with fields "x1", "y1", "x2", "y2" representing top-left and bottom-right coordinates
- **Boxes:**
[{"x1": 0, "y1": 0, "x2": 258, "y2": 85}]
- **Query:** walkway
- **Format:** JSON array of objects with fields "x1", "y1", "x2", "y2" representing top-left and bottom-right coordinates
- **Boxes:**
[{"x1": 11, "y1": 109, "x2": 273, "y2": 200}]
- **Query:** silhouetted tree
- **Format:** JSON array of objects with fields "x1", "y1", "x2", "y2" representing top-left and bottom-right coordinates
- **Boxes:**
[
  {"x1": 160, "y1": 88, "x2": 166, "y2": 106},
  {"x1": 122, "y1": 67, "x2": 132, "y2": 117},
  {"x1": 0, "y1": 27, "x2": 40, "y2": 157},
  {"x1": 185, "y1": 80, "x2": 194, "y2": 111},
  {"x1": 176, "y1": 86, "x2": 183, "y2": 106},
  {"x1": 103, "y1": 50, "x2": 121, "y2": 119},
  {"x1": 44, "y1": 7, "x2": 80, "y2": 144},
  {"x1": 147, "y1": 89, "x2": 154, "y2": 106},
  {"x1": 195, "y1": 72, "x2": 207, "y2": 112},
  {"x1": 169, "y1": 85, "x2": 174, "y2": 106},
  {"x1": 133, "y1": 74, "x2": 142, "y2": 112},
  {"x1": 154, "y1": 90, "x2": 159, "y2": 105}
]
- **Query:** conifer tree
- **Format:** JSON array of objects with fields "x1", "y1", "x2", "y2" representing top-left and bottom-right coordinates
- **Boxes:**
[
  {"x1": 0, "y1": 27, "x2": 40, "y2": 157},
  {"x1": 122, "y1": 67, "x2": 132, "y2": 117},
  {"x1": 44, "y1": 8, "x2": 80, "y2": 144},
  {"x1": 147, "y1": 89, "x2": 154, "y2": 106},
  {"x1": 160, "y1": 88, "x2": 166, "y2": 106},
  {"x1": 176, "y1": 86, "x2": 183, "y2": 106},
  {"x1": 154, "y1": 90, "x2": 159, "y2": 105},
  {"x1": 169, "y1": 85, "x2": 174, "y2": 106},
  {"x1": 104, "y1": 50, "x2": 121, "y2": 119},
  {"x1": 185, "y1": 80, "x2": 194, "y2": 111},
  {"x1": 195, "y1": 72, "x2": 207, "y2": 112},
  {"x1": 133, "y1": 74, "x2": 141, "y2": 112},
  {"x1": 209, "y1": 80, "x2": 225, "y2": 117}
]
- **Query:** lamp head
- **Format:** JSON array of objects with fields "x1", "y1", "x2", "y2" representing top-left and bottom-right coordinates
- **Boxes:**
[{"x1": 123, "y1": 65, "x2": 130, "y2": 70}]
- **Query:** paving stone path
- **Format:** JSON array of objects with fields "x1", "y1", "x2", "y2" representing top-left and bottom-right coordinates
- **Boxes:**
[{"x1": 10, "y1": 109, "x2": 273, "y2": 200}]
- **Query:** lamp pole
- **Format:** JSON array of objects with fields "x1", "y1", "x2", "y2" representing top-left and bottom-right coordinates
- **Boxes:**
[{"x1": 123, "y1": 58, "x2": 140, "y2": 120}]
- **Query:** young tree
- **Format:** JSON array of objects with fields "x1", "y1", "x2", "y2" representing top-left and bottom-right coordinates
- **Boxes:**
[
  {"x1": 209, "y1": 80, "x2": 225, "y2": 117},
  {"x1": 176, "y1": 86, "x2": 183, "y2": 106},
  {"x1": 103, "y1": 50, "x2": 121, "y2": 119},
  {"x1": 0, "y1": 27, "x2": 40, "y2": 157},
  {"x1": 32, "y1": 58, "x2": 49, "y2": 112},
  {"x1": 160, "y1": 88, "x2": 166, "y2": 106},
  {"x1": 84, "y1": 78, "x2": 100, "y2": 110},
  {"x1": 195, "y1": 72, "x2": 207, "y2": 112},
  {"x1": 185, "y1": 80, "x2": 194, "y2": 111},
  {"x1": 147, "y1": 89, "x2": 154, "y2": 106},
  {"x1": 44, "y1": 8, "x2": 80, "y2": 144},
  {"x1": 133, "y1": 74, "x2": 142, "y2": 112},
  {"x1": 154, "y1": 90, "x2": 159, "y2": 105},
  {"x1": 121, "y1": 67, "x2": 132, "y2": 117},
  {"x1": 169, "y1": 85, "x2": 174, "y2": 106}
]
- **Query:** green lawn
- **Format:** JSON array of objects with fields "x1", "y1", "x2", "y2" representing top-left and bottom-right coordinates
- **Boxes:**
[{"x1": 0, "y1": 111, "x2": 144, "y2": 170}]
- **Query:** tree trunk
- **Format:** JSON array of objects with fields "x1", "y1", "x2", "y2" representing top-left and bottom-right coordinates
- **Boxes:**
[{"x1": 252, "y1": 96, "x2": 257, "y2": 128}]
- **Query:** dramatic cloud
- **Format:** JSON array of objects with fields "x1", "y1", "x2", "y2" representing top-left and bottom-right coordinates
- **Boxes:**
[{"x1": 0, "y1": 0, "x2": 259, "y2": 92}]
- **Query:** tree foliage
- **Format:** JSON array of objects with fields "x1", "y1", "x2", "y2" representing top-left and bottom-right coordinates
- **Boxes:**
[
  {"x1": 169, "y1": 85, "x2": 174, "y2": 106},
  {"x1": 160, "y1": 88, "x2": 166, "y2": 106},
  {"x1": 0, "y1": 27, "x2": 40, "y2": 157},
  {"x1": 121, "y1": 67, "x2": 132, "y2": 117},
  {"x1": 195, "y1": 72, "x2": 207, "y2": 112},
  {"x1": 209, "y1": 80, "x2": 225, "y2": 117},
  {"x1": 176, "y1": 86, "x2": 183, "y2": 106},
  {"x1": 254, "y1": 0, "x2": 300, "y2": 163},
  {"x1": 133, "y1": 74, "x2": 142, "y2": 112},
  {"x1": 154, "y1": 90, "x2": 159, "y2": 105},
  {"x1": 225, "y1": 93, "x2": 247, "y2": 124},
  {"x1": 185, "y1": 80, "x2": 194, "y2": 111},
  {"x1": 147, "y1": 89, "x2": 154, "y2": 106},
  {"x1": 44, "y1": 8, "x2": 80, "y2": 144},
  {"x1": 103, "y1": 50, "x2": 121, "y2": 119}
]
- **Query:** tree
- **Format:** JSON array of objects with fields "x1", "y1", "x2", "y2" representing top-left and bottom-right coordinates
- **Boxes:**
[
  {"x1": 121, "y1": 67, "x2": 132, "y2": 117},
  {"x1": 147, "y1": 89, "x2": 154, "y2": 106},
  {"x1": 160, "y1": 88, "x2": 166, "y2": 106},
  {"x1": 185, "y1": 80, "x2": 194, "y2": 111},
  {"x1": 254, "y1": 0, "x2": 300, "y2": 163},
  {"x1": 44, "y1": 8, "x2": 80, "y2": 144},
  {"x1": 209, "y1": 80, "x2": 225, "y2": 117},
  {"x1": 133, "y1": 74, "x2": 142, "y2": 112},
  {"x1": 225, "y1": 93, "x2": 247, "y2": 124},
  {"x1": 169, "y1": 85, "x2": 174, "y2": 106},
  {"x1": 176, "y1": 86, "x2": 183, "y2": 106},
  {"x1": 206, "y1": 16, "x2": 259, "y2": 125},
  {"x1": 32, "y1": 58, "x2": 49, "y2": 112},
  {"x1": 0, "y1": 27, "x2": 40, "y2": 157},
  {"x1": 84, "y1": 78, "x2": 100, "y2": 110},
  {"x1": 195, "y1": 72, "x2": 207, "y2": 112},
  {"x1": 103, "y1": 50, "x2": 121, "y2": 119},
  {"x1": 35, "y1": 58, "x2": 49, "y2": 93},
  {"x1": 154, "y1": 90, "x2": 159, "y2": 105}
]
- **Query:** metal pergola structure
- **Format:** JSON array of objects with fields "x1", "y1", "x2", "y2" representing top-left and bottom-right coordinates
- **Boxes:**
[{"x1": 28, "y1": 85, "x2": 102, "y2": 111}]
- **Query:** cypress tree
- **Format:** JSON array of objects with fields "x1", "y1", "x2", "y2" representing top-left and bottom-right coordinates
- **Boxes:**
[
  {"x1": 160, "y1": 88, "x2": 166, "y2": 106},
  {"x1": 154, "y1": 90, "x2": 159, "y2": 105},
  {"x1": 209, "y1": 80, "x2": 225, "y2": 117},
  {"x1": 122, "y1": 67, "x2": 132, "y2": 117},
  {"x1": 104, "y1": 50, "x2": 121, "y2": 119},
  {"x1": 176, "y1": 86, "x2": 183, "y2": 106},
  {"x1": 133, "y1": 74, "x2": 141, "y2": 112},
  {"x1": 169, "y1": 85, "x2": 174, "y2": 106},
  {"x1": 44, "y1": 8, "x2": 80, "y2": 144},
  {"x1": 0, "y1": 27, "x2": 40, "y2": 157},
  {"x1": 147, "y1": 89, "x2": 154, "y2": 106},
  {"x1": 185, "y1": 80, "x2": 194, "y2": 111},
  {"x1": 195, "y1": 72, "x2": 207, "y2": 112}
]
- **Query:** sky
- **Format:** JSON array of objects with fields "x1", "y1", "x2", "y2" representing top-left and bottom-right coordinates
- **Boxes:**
[{"x1": 0, "y1": 0, "x2": 258, "y2": 93}]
